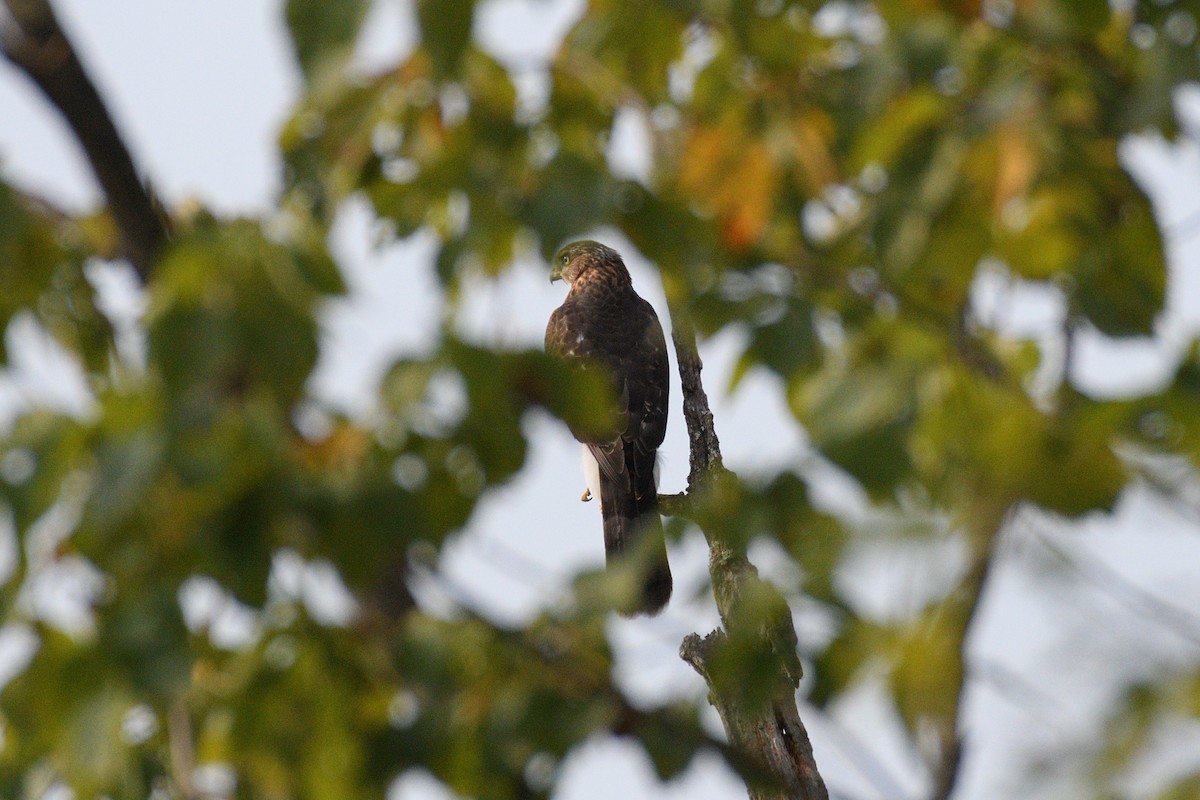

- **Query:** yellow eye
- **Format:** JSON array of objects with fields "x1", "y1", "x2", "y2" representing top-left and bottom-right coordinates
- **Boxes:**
[{"x1": 561, "y1": 254, "x2": 570, "y2": 265}]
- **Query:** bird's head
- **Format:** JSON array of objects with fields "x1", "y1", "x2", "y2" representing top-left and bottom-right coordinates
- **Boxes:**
[{"x1": 550, "y1": 240, "x2": 630, "y2": 286}]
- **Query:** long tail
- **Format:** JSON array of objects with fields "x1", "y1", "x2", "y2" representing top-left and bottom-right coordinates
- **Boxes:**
[{"x1": 599, "y1": 456, "x2": 672, "y2": 616}]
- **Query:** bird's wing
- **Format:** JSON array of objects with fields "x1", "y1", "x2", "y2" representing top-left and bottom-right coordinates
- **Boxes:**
[
  {"x1": 546, "y1": 298, "x2": 628, "y2": 476},
  {"x1": 625, "y1": 296, "x2": 669, "y2": 455}
]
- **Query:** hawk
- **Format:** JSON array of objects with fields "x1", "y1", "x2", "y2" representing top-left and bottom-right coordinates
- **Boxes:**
[{"x1": 545, "y1": 240, "x2": 672, "y2": 615}]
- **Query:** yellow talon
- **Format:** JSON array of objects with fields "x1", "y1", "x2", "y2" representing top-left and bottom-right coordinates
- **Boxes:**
[{"x1": 580, "y1": 488, "x2": 592, "y2": 502}]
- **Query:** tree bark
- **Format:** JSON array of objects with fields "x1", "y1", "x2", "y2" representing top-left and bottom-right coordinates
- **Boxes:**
[
  {"x1": 1, "y1": 0, "x2": 167, "y2": 280},
  {"x1": 664, "y1": 309, "x2": 828, "y2": 800}
]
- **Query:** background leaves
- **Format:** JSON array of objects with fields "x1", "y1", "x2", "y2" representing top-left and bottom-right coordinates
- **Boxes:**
[{"x1": 2, "y1": 0, "x2": 1200, "y2": 798}]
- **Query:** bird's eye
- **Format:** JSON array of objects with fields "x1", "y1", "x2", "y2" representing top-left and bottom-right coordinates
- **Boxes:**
[{"x1": 561, "y1": 254, "x2": 570, "y2": 265}]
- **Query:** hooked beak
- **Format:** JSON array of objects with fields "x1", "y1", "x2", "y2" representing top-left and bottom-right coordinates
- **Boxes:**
[{"x1": 549, "y1": 265, "x2": 563, "y2": 283}]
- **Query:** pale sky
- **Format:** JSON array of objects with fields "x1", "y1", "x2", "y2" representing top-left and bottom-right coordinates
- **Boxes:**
[{"x1": 3, "y1": 2, "x2": 1200, "y2": 799}]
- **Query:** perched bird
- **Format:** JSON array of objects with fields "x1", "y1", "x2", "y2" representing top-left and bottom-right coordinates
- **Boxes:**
[{"x1": 545, "y1": 240, "x2": 672, "y2": 615}]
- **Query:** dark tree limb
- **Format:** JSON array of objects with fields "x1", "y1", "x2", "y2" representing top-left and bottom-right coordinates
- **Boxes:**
[
  {"x1": 663, "y1": 306, "x2": 828, "y2": 800},
  {"x1": 1, "y1": 0, "x2": 167, "y2": 280}
]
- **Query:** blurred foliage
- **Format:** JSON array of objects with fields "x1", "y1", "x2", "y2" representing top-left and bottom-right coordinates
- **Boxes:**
[{"x1": 3, "y1": 0, "x2": 1200, "y2": 797}]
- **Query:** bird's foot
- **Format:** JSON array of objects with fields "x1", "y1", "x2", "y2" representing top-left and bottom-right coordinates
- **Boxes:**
[{"x1": 580, "y1": 488, "x2": 592, "y2": 502}]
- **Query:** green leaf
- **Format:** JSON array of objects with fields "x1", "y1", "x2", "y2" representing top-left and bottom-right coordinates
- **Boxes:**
[
  {"x1": 1022, "y1": 397, "x2": 1126, "y2": 516},
  {"x1": 149, "y1": 220, "x2": 324, "y2": 416},
  {"x1": 0, "y1": 184, "x2": 95, "y2": 367},
  {"x1": 1158, "y1": 773, "x2": 1200, "y2": 800},
  {"x1": 763, "y1": 473, "x2": 847, "y2": 600},
  {"x1": 103, "y1": 582, "x2": 192, "y2": 700},
  {"x1": 792, "y1": 323, "x2": 930, "y2": 499},
  {"x1": 1036, "y1": 0, "x2": 1110, "y2": 37},
  {"x1": 996, "y1": 186, "x2": 1088, "y2": 281},
  {"x1": 1, "y1": 411, "x2": 88, "y2": 532},
  {"x1": 1129, "y1": 343, "x2": 1200, "y2": 469},
  {"x1": 1074, "y1": 181, "x2": 1166, "y2": 337},
  {"x1": 416, "y1": 0, "x2": 476, "y2": 80},
  {"x1": 523, "y1": 153, "x2": 614, "y2": 258},
  {"x1": 852, "y1": 88, "x2": 950, "y2": 173},
  {"x1": 285, "y1": 0, "x2": 369, "y2": 79},
  {"x1": 502, "y1": 350, "x2": 621, "y2": 445},
  {"x1": 889, "y1": 604, "x2": 964, "y2": 735},
  {"x1": 631, "y1": 704, "x2": 706, "y2": 780},
  {"x1": 82, "y1": 392, "x2": 166, "y2": 534},
  {"x1": 1, "y1": 632, "x2": 145, "y2": 797},
  {"x1": 559, "y1": 2, "x2": 688, "y2": 101},
  {"x1": 222, "y1": 627, "x2": 378, "y2": 797},
  {"x1": 808, "y1": 614, "x2": 880, "y2": 708}
]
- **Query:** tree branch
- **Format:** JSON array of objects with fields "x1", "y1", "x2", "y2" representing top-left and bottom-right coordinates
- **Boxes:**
[
  {"x1": 670, "y1": 312, "x2": 724, "y2": 489},
  {"x1": 167, "y1": 698, "x2": 197, "y2": 800},
  {"x1": 1, "y1": 0, "x2": 167, "y2": 280},
  {"x1": 666, "y1": 303, "x2": 828, "y2": 800},
  {"x1": 930, "y1": 509, "x2": 1005, "y2": 800}
]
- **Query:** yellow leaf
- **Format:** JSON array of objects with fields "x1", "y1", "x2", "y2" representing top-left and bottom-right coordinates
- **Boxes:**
[{"x1": 678, "y1": 120, "x2": 779, "y2": 251}]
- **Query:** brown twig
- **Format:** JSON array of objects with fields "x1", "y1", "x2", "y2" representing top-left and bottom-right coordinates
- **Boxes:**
[{"x1": 1, "y1": 0, "x2": 167, "y2": 280}]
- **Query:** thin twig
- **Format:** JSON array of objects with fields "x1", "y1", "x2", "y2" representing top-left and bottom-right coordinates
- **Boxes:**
[
  {"x1": 1028, "y1": 522, "x2": 1200, "y2": 650},
  {"x1": 971, "y1": 658, "x2": 1071, "y2": 737},
  {"x1": 807, "y1": 704, "x2": 912, "y2": 800}
]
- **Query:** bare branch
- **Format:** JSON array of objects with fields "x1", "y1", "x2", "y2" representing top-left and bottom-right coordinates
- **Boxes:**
[{"x1": 2, "y1": 0, "x2": 167, "y2": 280}]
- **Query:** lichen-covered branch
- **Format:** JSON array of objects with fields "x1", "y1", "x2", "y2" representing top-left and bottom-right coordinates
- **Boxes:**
[
  {"x1": 681, "y1": 631, "x2": 826, "y2": 800},
  {"x1": 1, "y1": 0, "x2": 167, "y2": 280},
  {"x1": 664, "y1": 302, "x2": 828, "y2": 800}
]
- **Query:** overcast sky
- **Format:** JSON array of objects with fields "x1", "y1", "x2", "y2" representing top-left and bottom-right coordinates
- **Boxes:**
[{"x1": 3, "y1": 2, "x2": 1200, "y2": 799}]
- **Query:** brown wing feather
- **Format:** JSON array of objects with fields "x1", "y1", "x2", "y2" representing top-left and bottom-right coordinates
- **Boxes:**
[{"x1": 546, "y1": 304, "x2": 627, "y2": 480}]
